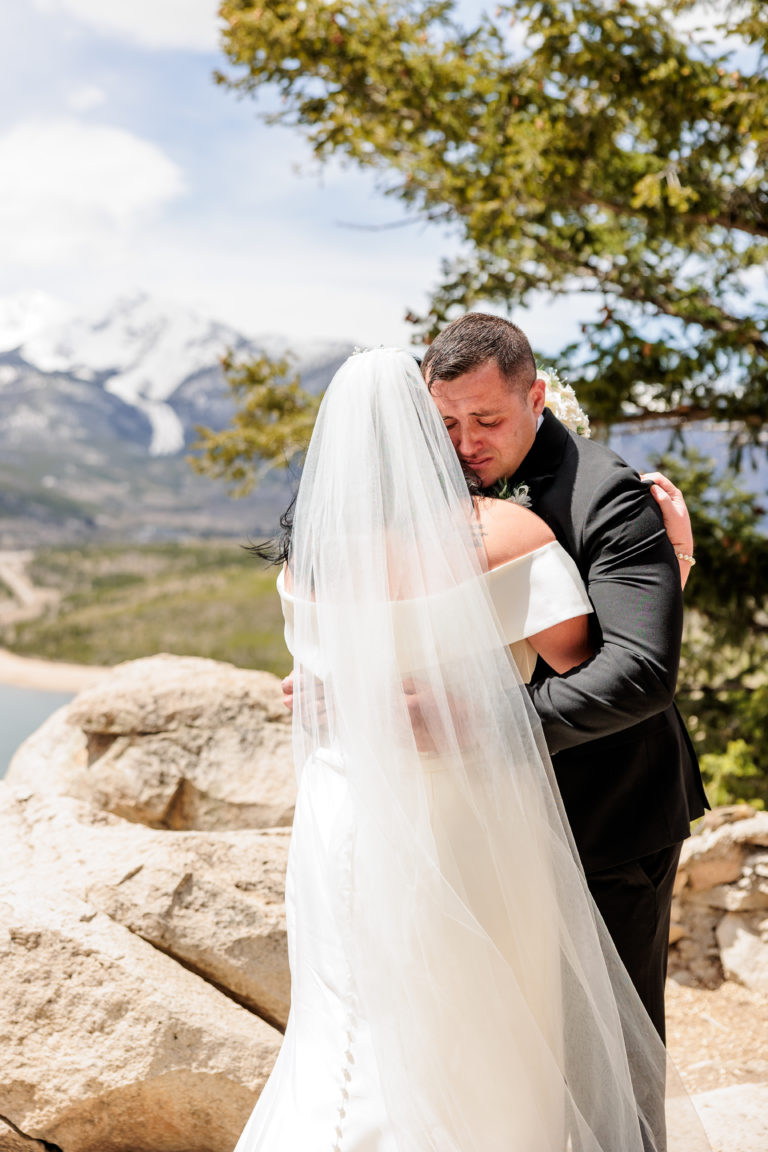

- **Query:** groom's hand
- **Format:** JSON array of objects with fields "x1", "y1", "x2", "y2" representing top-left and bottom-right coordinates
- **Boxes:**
[
  {"x1": 282, "y1": 670, "x2": 329, "y2": 729},
  {"x1": 403, "y1": 678, "x2": 440, "y2": 757},
  {"x1": 282, "y1": 671, "x2": 294, "y2": 712}
]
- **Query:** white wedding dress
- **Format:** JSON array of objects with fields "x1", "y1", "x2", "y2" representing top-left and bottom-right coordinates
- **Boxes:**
[
  {"x1": 235, "y1": 544, "x2": 591, "y2": 1151},
  {"x1": 233, "y1": 348, "x2": 708, "y2": 1152}
]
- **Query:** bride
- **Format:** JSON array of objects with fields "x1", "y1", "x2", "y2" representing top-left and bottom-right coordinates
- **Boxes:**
[{"x1": 234, "y1": 348, "x2": 708, "y2": 1152}]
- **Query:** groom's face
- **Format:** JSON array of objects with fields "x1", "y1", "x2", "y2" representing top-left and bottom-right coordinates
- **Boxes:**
[{"x1": 428, "y1": 359, "x2": 546, "y2": 487}]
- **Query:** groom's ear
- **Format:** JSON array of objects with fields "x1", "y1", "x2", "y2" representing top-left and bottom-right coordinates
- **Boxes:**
[{"x1": 531, "y1": 375, "x2": 547, "y2": 417}]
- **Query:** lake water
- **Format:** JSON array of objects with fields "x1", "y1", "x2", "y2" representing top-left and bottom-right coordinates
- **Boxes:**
[{"x1": 0, "y1": 684, "x2": 74, "y2": 779}]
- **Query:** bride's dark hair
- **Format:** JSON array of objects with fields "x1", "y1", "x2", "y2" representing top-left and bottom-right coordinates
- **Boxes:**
[
  {"x1": 247, "y1": 492, "x2": 296, "y2": 566},
  {"x1": 249, "y1": 461, "x2": 482, "y2": 568}
]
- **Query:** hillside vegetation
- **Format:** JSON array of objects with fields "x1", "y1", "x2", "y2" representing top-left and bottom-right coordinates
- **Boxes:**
[{"x1": 0, "y1": 542, "x2": 290, "y2": 678}]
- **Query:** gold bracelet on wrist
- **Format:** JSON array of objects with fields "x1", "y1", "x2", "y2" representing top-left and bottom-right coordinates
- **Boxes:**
[{"x1": 675, "y1": 552, "x2": 696, "y2": 566}]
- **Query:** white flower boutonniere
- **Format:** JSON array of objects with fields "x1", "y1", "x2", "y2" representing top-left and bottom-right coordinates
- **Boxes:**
[{"x1": 491, "y1": 479, "x2": 532, "y2": 507}]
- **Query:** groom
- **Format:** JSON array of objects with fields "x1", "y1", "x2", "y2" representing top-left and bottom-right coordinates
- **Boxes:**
[{"x1": 421, "y1": 312, "x2": 708, "y2": 1041}]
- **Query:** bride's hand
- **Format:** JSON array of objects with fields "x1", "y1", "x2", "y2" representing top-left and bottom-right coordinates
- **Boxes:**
[{"x1": 641, "y1": 471, "x2": 695, "y2": 590}]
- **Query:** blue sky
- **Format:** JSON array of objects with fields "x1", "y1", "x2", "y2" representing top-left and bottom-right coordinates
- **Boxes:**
[
  {"x1": 0, "y1": 0, "x2": 599, "y2": 349},
  {"x1": 0, "y1": 1, "x2": 748, "y2": 351},
  {"x1": 0, "y1": 0, "x2": 471, "y2": 346}
]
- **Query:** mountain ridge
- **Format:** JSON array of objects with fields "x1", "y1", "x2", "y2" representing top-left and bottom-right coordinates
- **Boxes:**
[
  {"x1": 0, "y1": 291, "x2": 353, "y2": 456},
  {"x1": 0, "y1": 291, "x2": 354, "y2": 547},
  {"x1": 1, "y1": 291, "x2": 764, "y2": 548}
]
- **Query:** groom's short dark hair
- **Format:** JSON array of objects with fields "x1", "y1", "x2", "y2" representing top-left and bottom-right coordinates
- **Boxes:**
[{"x1": 422, "y1": 313, "x2": 536, "y2": 392}]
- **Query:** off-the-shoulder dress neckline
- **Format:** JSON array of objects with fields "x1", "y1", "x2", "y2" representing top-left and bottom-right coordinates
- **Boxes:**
[{"x1": 276, "y1": 539, "x2": 563, "y2": 603}]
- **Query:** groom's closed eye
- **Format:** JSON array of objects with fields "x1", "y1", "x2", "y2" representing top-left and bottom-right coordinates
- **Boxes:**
[{"x1": 442, "y1": 415, "x2": 502, "y2": 426}]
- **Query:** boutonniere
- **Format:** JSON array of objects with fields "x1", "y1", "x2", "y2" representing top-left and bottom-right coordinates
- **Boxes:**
[{"x1": 491, "y1": 478, "x2": 532, "y2": 507}]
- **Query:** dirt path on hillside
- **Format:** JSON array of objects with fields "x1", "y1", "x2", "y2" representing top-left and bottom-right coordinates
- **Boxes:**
[
  {"x1": 0, "y1": 550, "x2": 59, "y2": 625},
  {"x1": 0, "y1": 552, "x2": 110, "y2": 690}
]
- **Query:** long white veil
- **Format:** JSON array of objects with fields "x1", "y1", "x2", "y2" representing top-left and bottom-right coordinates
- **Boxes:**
[{"x1": 287, "y1": 348, "x2": 708, "y2": 1152}]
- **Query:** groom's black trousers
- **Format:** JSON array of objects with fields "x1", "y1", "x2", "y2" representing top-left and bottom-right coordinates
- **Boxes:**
[{"x1": 585, "y1": 840, "x2": 682, "y2": 1043}]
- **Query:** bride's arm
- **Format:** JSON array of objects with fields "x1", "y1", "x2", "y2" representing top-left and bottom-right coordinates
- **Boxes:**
[
  {"x1": 476, "y1": 497, "x2": 594, "y2": 674},
  {"x1": 502, "y1": 473, "x2": 692, "y2": 676},
  {"x1": 528, "y1": 615, "x2": 593, "y2": 675}
]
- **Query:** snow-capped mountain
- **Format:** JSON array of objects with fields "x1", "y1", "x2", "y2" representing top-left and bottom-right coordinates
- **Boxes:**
[
  {"x1": 0, "y1": 291, "x2": 353, "y2": 546},
  {"x1": 0, "y1": 291, "x2": 352, "y2": 456},
  {"x1": 16, "y1": 294, "x2": 248, "y2": 455}
]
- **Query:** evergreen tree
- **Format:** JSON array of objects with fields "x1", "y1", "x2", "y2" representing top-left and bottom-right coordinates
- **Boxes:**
[
  {"x1": 215, "y1": 0, "x2": 767, "y2": 430},
  {"x1": 194, "y1": 0, "x2": 768, "y2": 804}
]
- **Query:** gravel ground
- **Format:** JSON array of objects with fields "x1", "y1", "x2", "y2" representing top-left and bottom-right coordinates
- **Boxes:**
[{"x1": 667, "y1": 978, "x2": 768, "y2": 1094}]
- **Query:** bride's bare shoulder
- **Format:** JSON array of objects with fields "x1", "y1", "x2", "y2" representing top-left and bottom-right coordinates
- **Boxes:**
[{"x1": 474, "y1": 496, "x2": 555, "y2": 570}]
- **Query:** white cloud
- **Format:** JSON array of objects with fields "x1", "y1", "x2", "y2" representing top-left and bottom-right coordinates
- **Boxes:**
[
  {"x1": 33, "y1": 0, "x2": 221, "y2": 52},
  {"x1": 68, "y1": 85, "x2": 107, "y2": 112},
  {"x1": 0, "y1": 118, "x2": 185, "y2": 265}
]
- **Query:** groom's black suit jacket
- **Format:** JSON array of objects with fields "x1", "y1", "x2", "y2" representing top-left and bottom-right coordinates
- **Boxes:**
[{"x1": 507, "y1": 409, "x2": 708, "y2": 874}]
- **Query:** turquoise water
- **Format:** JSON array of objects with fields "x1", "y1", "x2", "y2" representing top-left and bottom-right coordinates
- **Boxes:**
[{"x1": 0, "y1": 684, "x2": 74, "y2": 779}]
